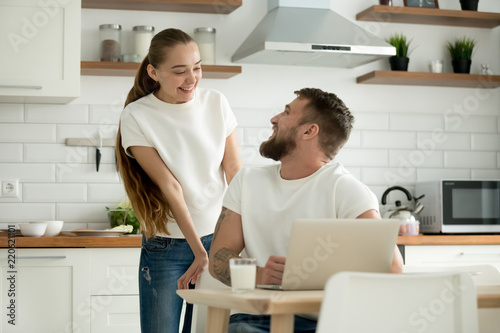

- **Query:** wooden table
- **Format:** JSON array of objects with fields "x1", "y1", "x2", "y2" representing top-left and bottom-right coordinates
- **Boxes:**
[{"x1": 177, "y1": 285, "x2": 500, "y2": 333}]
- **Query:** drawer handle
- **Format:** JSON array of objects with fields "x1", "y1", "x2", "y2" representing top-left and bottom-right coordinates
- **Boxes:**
[
  {"x1": 18, "y1": 256, "x2": 67, "y2": 260},
  {"x1": 0, "y1": 84, "x2": 43, "y2": 89},
  {"x1": 459, "y1": 252, "x2": 500, "y2": 256}
]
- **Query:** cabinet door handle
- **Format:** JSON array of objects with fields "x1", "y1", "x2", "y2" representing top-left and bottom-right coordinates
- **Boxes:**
[
  {"x1": 18, "y1": 256, "x2": 67, "y2": 260},
  {"x1": 0, "y1": 84, "x2": 43, "y2": 89},
  {"x1": 460, "y1": 252, "x2": 500, "y2": 256}
]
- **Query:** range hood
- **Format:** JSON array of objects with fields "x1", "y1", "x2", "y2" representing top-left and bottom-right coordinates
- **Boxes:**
[{"x1": 232, "y1": 0, "x2": 396, "y2": 68}]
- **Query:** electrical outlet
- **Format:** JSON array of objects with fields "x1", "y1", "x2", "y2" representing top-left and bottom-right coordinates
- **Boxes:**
[{"x1": 1, "y1": 179, "x2": 19, "y2": 198}]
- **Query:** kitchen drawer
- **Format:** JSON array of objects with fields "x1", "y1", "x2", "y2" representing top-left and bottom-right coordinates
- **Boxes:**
[
  {"x1": 90, "y1": 295, "x2": 140, "y2": 333},
  {"x1": 405, "y1": 245, "x2": 500, "y2": 271},
  {"x1": 89, "y1": 248, "x2": 140, "y2": 296}
]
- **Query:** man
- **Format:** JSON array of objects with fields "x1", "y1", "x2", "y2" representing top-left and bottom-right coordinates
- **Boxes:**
[{"x1": 209, "y1": 88, "x2": 404, "y2": 332}]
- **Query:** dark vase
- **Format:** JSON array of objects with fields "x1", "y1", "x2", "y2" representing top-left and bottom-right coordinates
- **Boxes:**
[
  {"x1": 452, "y1": 59, "x2": 472, "y2": 74},
  {"x1": 389, "y1": 56, "x2": 409, "y2": 71},
  {"x1": 460, "y1": 0, "x2": 479, "y2": 11}
]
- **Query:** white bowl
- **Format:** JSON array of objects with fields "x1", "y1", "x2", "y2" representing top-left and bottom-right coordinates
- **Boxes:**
[
  {"x1": 19, "y1": 223, "x2": 47, "y2": 237},
  {"x1": 30, "y1": 220, "x2": 64, "y2": 237}
]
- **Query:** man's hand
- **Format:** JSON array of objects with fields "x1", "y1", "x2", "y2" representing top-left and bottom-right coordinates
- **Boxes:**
[{"x1": 257, "y1": 256, "x2": 286, "y2": 285}]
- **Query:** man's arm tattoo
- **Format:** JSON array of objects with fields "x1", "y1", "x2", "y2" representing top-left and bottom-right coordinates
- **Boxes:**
[
  {"x1": 212, "y1": 247, "x2": 239, "y2": 286},
  {"x1": 212, "y1": 207, "x2": 228, "y2": 243}
]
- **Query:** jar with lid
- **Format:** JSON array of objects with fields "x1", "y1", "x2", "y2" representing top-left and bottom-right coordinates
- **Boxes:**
[
  {"x1": 99, "y1": 24, "x2": 121, "y2": 62},
  {"x1": 133, "y1": 26, "x2": 155, "y2": 62},
  {"x1": 194, "y1": 27, "x2": 216, "y2": 65}
]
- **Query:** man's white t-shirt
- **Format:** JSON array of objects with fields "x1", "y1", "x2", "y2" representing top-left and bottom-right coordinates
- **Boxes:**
[
  {"x1": 120, "y1": 88, "x2": 237, "y2": 238},
  {"x1": 223, "y1": 163, "x2": 379, "y2": 267}
]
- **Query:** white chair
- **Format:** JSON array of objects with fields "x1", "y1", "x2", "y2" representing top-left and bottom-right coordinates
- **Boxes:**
[{"x1": 316, "y1": 271, "x2": 479, "y2": 333}]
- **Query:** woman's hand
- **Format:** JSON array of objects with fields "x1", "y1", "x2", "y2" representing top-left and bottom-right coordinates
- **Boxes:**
[{"x1": 177, "y1": 252, "x2": 209, "y2": 289}]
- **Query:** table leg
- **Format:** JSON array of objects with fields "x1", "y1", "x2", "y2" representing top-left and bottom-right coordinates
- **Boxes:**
[
  {"x1": 270, "y1": 313, "x2": 294, "y2": 333},
  {"x1": 205, "y1": 306, "x2": 230, "y2": 333}
]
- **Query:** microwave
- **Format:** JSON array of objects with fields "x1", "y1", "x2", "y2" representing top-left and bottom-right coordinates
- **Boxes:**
[{"x1": 415, "y1": 180, "x2": 500, "y2": 234}]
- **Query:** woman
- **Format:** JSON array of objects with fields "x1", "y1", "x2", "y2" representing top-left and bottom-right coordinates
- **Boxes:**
[{"x1": 116, "y1": 28, "x2": 242, "y2": 333}]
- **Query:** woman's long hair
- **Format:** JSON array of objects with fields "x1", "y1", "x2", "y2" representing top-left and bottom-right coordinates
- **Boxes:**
[{"x1": 116, "y1": 28, "x2": 194, "y2": 239}]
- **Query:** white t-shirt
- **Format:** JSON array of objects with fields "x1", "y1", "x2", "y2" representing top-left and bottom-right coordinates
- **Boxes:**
[
  {"x1": 223, "y1": 162, "x2": 379, "y2": 267},
  {"x1": 120, "y1": 88, "x2": 237, "y2": 238}
]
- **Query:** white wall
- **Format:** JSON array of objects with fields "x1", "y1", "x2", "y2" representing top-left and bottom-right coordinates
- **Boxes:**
[{"x1": 1, "y1": 0, "x2": 499, "y2": 229}]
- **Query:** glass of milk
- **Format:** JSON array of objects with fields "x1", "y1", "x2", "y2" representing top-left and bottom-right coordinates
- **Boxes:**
[{"x1": 229, "y1": 258, "x2": 257, "y2": 293}]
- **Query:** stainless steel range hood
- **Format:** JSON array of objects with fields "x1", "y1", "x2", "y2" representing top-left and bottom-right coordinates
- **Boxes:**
[{"x1": 232, "y1": 0, "x2": 396, "y2": 68}]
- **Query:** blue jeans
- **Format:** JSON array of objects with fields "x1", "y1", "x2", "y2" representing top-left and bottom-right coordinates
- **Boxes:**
[
  {"x1": 228, "y1": 314, "x2": 317, "y2": 333},
  {"x1": 139, "y1": 234, "x2": 213, "y2": 333}
]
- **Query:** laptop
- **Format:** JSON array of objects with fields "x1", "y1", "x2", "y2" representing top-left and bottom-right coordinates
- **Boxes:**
[{"x1": 257, "y1": 218, "x2": 400, "y2": 291}]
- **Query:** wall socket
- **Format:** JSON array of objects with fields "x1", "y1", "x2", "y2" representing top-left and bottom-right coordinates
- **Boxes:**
[{"x1": 1, "y1": 179, "x2": 19, "y2": 198}]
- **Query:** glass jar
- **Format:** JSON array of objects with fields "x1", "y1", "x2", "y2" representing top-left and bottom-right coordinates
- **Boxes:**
[
  {"x1": 194, "y1": 27, "x2": 216, "y2": 65},
  {"x1": 99, "y1": 24, "x2": 121, "y2": 62},
  {"x1": 133, "y1": 25, "x2": 155, "y2": 62}
]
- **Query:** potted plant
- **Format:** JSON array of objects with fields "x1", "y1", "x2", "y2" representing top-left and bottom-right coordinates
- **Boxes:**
[
  {"x1": 106, "y1": 200, "x2": 141, "y2": 234},
  {"x1": 385, "y1": 33, "x2": 412, "y2": 71},
  {"x1": 446, "y1": 36, "x2": 476, "y2": 74},
  {"x1": 460, "y1": 0, "x2": 479, "y2": 11}
]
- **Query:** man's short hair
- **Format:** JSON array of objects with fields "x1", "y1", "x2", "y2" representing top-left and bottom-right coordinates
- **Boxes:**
[{"x1": 295, "y1": 88, "x2": 354, "y2": 159}]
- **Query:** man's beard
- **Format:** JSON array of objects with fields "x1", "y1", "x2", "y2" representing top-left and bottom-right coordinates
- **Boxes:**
[{"x1": 259, "y1": 128, "x2": 297, "y2": 161}]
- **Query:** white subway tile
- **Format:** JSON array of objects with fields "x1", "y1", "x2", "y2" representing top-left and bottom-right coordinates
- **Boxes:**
[
  {"x1": 336, "y1": 149, "x2": 388, "y2": 167},
  {"x1": 0, "y1": 186, "x2": 22, "y2": 203},
  {"x1": 57, "y1": 164, "x2": 120, "y2": 183},
  {"x1": 389, "y1": 150, "x2": 444, "y2": 168},
  {"x1": 57, "y1": 124, "x2": 118, "y2": 144},
  {"x1": 25, "y1": 104, "x2": 89, "y2": 123},
  {"x1": 233, "y1": 108, "x2": 276, "y2": 128},
  {"x1": 0, "y1": 163, "x2": 55, "y2": 182},
  {"x1": 417, "y1": 132, "x2": 471, "y2": 151},
  {"x1": 471, "y1": 134, "x2": 500, "y2": 151},
  {"x1": 0, "y1": 203, "x2": 55, "y2": 222},
  {"x1": 240, "y1": 146, "x2": 275, "y2": 166},
  {"x1": 89, "y1": 104, "x2": 122, "y2": 125},
  {"x1": 353, "y1": 113, "x2": 388, "y2": 130},
  {"x1": 361, "y1": 131, "x2": 416, "y2": 149},
  {"x1": 445, "y1": 115, "x2": 497, "y2": 133},
  {"x1": 0, "y1": 104, "x2": 24, "y2": 122},
  {"x1": 0, "y1": 124, "x2": 56, "y2": 143},
  {"x1": 472, "y1": 169, "x2": 500, "y2": 180},
  {"x1": 344, "y1": 131, "x2": 361, "y2": 148},
  {"x1": 243, "y1": 127, "x2": 273, "y2": 146},
  {"x1": 0, "y1": 144, "x2": 23, "y2": 162},
  {"x1": 24, "y1": 184, "x2": 87, "y2": 203},
  {"x1": 445, "y1": 151, "x2": 497, "y2": 169},
  {"x1": 390, "y1": 114, "x2": 443, "y2": 131},
  {"x1": 57, "y1": 203, "x2": 112, "y2": 223},
  {"x1": 25, "y1": 144, "x2": 88, "y2": 163},
  {"x1": 361, "y1": 167, "x2": 417, "y2": 186},
  {"x1": 417, "y1": 169, "x2": 470, "y2": 182},
  {"x1": 88, "y1": 184, "x2": 127, "y2": 203}
]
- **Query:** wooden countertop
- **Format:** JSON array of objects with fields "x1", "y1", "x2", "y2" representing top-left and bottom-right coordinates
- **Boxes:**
[{"x1": 0, "y1": 234, "x2": 499, "y2": 248}]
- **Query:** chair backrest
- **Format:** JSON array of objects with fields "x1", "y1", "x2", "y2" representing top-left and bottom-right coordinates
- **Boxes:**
[
  {"x1": 404, "y1": 264, "x2": 500, "y2": 286},
  {"x1": 316, "y1": 271, "x2": 479, "y2": 333}
]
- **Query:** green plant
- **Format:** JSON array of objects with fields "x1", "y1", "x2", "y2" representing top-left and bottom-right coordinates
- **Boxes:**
[
  {"x1": 106, "y1": 201, "x2": 140, "y2": 234},
  {"x1": 446, "y1": 36, "x2": 476, "y2": 60},
  {"x1": 385, "y1": 33, "x2": 412, "y2": 58}
]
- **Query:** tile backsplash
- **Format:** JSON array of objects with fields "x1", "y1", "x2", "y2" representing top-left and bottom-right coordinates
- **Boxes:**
[{"x1": 1, "y1": 0, "x2": 499, "y2": 229}]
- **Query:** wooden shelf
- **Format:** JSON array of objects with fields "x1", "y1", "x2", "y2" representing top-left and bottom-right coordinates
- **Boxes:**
[
  {"x1": 357, "y1": 71, "x2": 500, "y2": 88},
  {"x1": 356, "y1": 5, "x2": 500, "y2": 28},
  {"x1": 81, "y1": 61, "x2": 242, "y2": 79},
  {"x1": 82, "y1": 0, "x2": 242, "y2": 14}
]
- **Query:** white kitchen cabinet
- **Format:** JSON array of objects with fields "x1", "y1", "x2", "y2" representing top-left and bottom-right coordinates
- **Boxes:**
[
  {"x1": 0, "y1": 248, "x2": 90, "y2": 333},
  {"x1": 0, "y1": 0, "x2": 80, "y2": 103},
  {"x1": 89, "y1": 248, "x2": 141, "y2": 333},
  {"x1": 405, "y1": 245, "x2": 500, "y2": 271}
]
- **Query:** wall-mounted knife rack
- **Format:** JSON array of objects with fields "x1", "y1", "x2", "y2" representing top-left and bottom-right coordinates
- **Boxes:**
[{"x1": 65, "y1": 138, "x2": 115, "y2": 147}]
